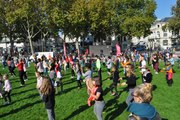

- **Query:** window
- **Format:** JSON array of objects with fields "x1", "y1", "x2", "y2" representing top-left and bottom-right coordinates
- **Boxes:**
[
  {"x1": 163, "y1": 40, "x2": 168, "y2": 46},
  {"x1": 157, "y1": 31, "x2": 160, "y2": 38},
  {"x1": 163, "y1": 32, "x2": 167, "y2": 37}
]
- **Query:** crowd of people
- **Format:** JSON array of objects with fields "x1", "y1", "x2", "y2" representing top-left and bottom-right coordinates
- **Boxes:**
[{"x1": 0, "y1": 48, "x2": 179, "y2": 120}]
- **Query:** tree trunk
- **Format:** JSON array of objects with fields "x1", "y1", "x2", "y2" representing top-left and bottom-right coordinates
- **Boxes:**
[
  {"x1": 28, "y1": 36, "x2": 34, "y2": 54},
  {"x1": 75, "y1": 38, "x2": 79, "y2": 56},
  {"x1": 10, "y1": 34, "x2": 14, "y2": 56}
]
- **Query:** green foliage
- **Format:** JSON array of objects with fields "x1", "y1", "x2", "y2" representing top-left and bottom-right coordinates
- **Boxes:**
[
  {"x1": 0, "y1": 0, "x2": 157, "y2": 47},
  {"x1": 168, "y1": 0, "x2": 180, "y2": 35}
]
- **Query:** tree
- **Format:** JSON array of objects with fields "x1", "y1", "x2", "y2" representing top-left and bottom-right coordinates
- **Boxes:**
[
  {"x1": 0, "y1": 0, "x2": 21, "y2": 55},
  {"x1": 87, "y1": 0, "x2": 114, "y2": 43},
  {"x1": 113, "y1": 0, "x2": 156, "y2": 38},
  {"x1": 168, "y1": 0, "x2": 180, "y2": 35},
  {"x1": 5, "y1": 0, "x2": 53, "y2": 54}
]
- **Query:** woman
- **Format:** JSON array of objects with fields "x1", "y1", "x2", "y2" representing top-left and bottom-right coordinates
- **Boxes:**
[
  {"x1": 121, "y1": 64, "x2": 136, "y2": 106},
  {"x1": 40, "y1": 77, "x2": 55, "y2": 120},
  {"x1": 90, "y1": 76, "x2": 105, "y2": 120},
  {"x1": 127, "y1": 83, "x2": 161, "y2": 120}
]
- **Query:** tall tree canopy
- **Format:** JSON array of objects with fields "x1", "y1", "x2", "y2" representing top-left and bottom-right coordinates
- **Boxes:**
[{"x1": 168, "y1": 0, "x2": 180, "y2": 35}]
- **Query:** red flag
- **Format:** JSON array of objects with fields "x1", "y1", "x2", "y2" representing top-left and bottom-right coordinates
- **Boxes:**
[
  {"x1": 85, "y1": 48, "x2": 89, "y2": 55},
  {"x1": 116, "y1": 44, "x2": 121, "y2": 56},
  {"x1": 63, "y1": 43, "x2": 66, "y2": 57}
]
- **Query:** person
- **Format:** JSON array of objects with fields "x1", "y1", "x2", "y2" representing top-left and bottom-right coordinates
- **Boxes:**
[
  {"x1": 2, "y1": 74, "x2": 12, "y2": 105},
  {"x1": 16, "y1": 59, "x2": 25, "y2": 86},
  {"x1": 35, "y1": 71, "x2": 43, "y2": 98},
  {"x1": 40, "y1": 77, "x2": 55, "y2": 120},
  {"x1": 0, "y1": 74, "x2": 3, "y2": 98},
  {"x1": 165, "y1": 62, "x2": 173, "y2": 86},
  {"x1": 143, "y1": 68, "x2": 153, "y2": 83},
  {"x1": 139, "y1": 55, "x2": 146, "y2": 83},
  {"x1": 121, "y1": 64, "x2": 136, "y2": 106},
  {"x1": 96, "y1": 55, "x2": 102, "y2": 85},
  {"x1": 109, "y1": 66, "x2": 119, "y2": 96},
  {"x1": 10, "y1": 58, "x2": 16, "y2": 77},
  {"x1": 106, "y1": 56, "x2": 112, "y2": 76},
  {"x1": 23, "y1": 58, "x2": 28, "y2": 81},
  {"x1": 37, "y1": 58, "x2": 44, "y2": 75},
  {"x1": 90, "y1": 77, "x2": 105, "y2": 120},
  {"x1": 127, "y1": 83, "x2": 161, "y2": 120},
  {"x1": 2, "y1": 55, "x2": 6, "y2": 69},
  {"x1": 152, "y1": 54, "x2": 159, "y2": 74},
  {"x1": 55, "y1": 68, "x2": 63, "y2": 94},
  {"x1": 177, "y1": 56, "x2": 180, "y2": 69},
  {"x1": 75, "y1": 62, "x2": 82, "y2": 89}
]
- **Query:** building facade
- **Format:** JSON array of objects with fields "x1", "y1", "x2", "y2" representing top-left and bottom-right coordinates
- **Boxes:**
[{"x1": 132, "y1": 17, "x2": 177, "y2": 50}]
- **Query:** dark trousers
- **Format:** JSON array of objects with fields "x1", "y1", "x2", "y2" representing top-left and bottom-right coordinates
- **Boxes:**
[
  {"x1": 71, "y1": 69, "x2": 75, "y2": 77},
  {"x1": 77, "y1": 80, "x2": 82, "y2": 88},
  {"x1": 3, "y1": 90, "x2": 11, "y2": 102},
  {"x1": 98, "y1": 69, "x2": 102, "y2": 85},
  {"x1": 19, "y1": 70, "x2": 25, "y2": 85},
  {"x1": 10, "y1": 67, "x2": 16, "y2": 76},
  {"x1": 24, "y1": 71, "x2": 28, "y2": 80}
]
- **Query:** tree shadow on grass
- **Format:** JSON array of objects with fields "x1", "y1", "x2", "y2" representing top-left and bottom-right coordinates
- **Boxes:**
[
  {"x1": 64, "y1": 104, "x2": 89, "y2": 120},
  {"x1": 13, "y1": 81, "x2": 36, "y2": 90},
  {"x1": 0, "y1": 93, "x2": 40, "y2": 109},
  {"x1": 105, "y1": 101, "x2": 127, "y2": 120},
  {"x1": 0, "y1": 100, "x2": 42, "y2": 118},
  {"x1": 11, "y1": 88, "x2": 36, "y2": 96}
]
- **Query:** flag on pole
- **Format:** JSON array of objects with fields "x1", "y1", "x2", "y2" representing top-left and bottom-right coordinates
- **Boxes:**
[
  {"x1": 116, "y1": 43, "x2": 121, "y2": 56},
  {"x1": 63, "y1": 43, "x2": 66, "y2": 57}
]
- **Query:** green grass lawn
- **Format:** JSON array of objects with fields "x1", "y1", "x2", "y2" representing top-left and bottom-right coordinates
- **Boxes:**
[{"x1": 0, "y1": 62, "x2": 180, "y2": 120}]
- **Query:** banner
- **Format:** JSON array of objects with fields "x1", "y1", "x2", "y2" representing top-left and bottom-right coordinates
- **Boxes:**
[
  {"x1": 116, "y1": 43, "x2": 121, "y2": 56},
  {"x1": 63, "y1": 43, "x2": 66, "y2": 57}
]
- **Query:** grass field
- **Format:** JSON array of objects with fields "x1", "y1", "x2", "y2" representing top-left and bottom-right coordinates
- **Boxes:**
[{"x1": 0, "y1": 62, "x2": 180, "y2": 120}]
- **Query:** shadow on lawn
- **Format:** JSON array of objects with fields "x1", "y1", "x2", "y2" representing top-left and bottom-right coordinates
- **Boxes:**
[
  {"x1": 0, "y1": 100, "x2": 42, "y2": 118},
  {"x1": 105, "y1": 101, "x2": 127, "y2": 120},
  {"x1": 11, "y1": 88, "x2": 36, "y2": 96},
  {"x1": 64, "y1": 104, "x2": 89, "y2": 120}
]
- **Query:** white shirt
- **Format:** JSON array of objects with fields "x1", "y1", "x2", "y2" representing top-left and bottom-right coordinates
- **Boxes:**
[
  {"x1": 141, "y1": 60, "x2": 146, "y2": 73},
  {"x1": 4, "y1": 80, "x2": 12, "y2": 92},
  {"x1": 107, "y1": 59, "x2": 112, "y2": 69},
  {"x1": 57, "y1": 71, "x2": 62, "y2": 79}
]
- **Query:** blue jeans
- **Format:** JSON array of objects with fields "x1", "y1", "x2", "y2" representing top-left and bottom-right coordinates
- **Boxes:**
[
  {"x1": 46, "y1": 108, "x2": 55, "y2": 120},
  {"x1": 94, "y1": 101, "x2": 105, "y2": 120},
  {"x1": 126, "y1": 88, "x2": 134, "y2": 106}
]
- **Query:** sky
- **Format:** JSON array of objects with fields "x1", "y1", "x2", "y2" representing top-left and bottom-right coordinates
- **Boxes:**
[{"x1": 155, "y1": 0, "x2": 177, "y2": 19}]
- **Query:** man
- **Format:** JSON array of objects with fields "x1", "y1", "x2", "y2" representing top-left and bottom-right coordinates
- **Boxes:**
[
  {"x1": 96, "y1": 55, "x2": 102, "y2": 85},
  {"x1": 139, "y1": 55, "x2": 146, "y2": 83}
]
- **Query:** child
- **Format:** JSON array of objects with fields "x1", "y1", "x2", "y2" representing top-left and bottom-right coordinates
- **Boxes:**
[
  {"x1": 49, "y1": 69, "x2": 56, "y2": 86},
  {"x1": 165, "y1": 62, "x2": 173, "y2": 86},
  {"x1": 88, "y1": 85, "x2": 98, "y2": 106},
  {"x1": 143, "y1": 68, "x2": 153, "y2": 83},
  {"x1": 2, "y1": 74, "x2": 12, "y2": 105},
  {"x1": 75, "y1": 62, "x2": 82, "y2": 89},
  {"x1": 0, "y1": 74, "x2": 3, "y2": 98},
  {"x1": 177, "y1": 56, "x2": 180, "y2": 69},
  {"x1": 109, "y1": 66, "x2": 119, "y2": 96},
  {"x1": 35, "y1": 72, "x2": 43, "y2": 98},
  {"x1": 55, "y1": 68, "x2": 63, "y2": 94}
]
